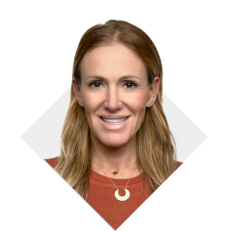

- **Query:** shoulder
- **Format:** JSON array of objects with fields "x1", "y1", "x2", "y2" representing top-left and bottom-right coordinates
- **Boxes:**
[
  {"x1": 44, "y1": 157, "x2": 59, "y2": 169},
  {"x1": 177, "y1": 161, "x2": 183, "y2": 168}
]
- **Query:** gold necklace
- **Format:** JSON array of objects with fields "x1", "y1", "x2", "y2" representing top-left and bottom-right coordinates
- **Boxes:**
[
  {"x1": 94, "y1": 160, "x2": 136, "y2": 175},
  {"x1": 94, "y1": 161, "x2": 136, "y2": 201}
]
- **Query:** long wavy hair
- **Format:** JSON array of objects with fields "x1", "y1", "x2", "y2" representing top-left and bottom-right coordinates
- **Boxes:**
[{"x1": 55, "y1": 19, "x2": 177, "y2": 200}]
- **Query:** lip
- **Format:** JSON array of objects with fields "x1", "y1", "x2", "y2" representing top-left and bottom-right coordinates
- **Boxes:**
[
  {"x1": 99, "y1": 116, "x2": 130, "y2": 130},
  {"x1": 99, "y1": 115, "x2": 130, "y2": 119}
]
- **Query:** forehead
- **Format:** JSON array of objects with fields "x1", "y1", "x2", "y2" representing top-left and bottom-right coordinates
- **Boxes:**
[{"x1": 80, "y1": 44, "x2": 147, "y2": 78}]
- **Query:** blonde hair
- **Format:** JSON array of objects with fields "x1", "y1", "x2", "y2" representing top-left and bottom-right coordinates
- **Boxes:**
[{"x1": 55, "y1": 19, "x2": 177, "y2": 200}]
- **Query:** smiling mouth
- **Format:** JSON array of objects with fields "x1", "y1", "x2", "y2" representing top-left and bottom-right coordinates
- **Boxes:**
[
  {"x1": 100, "y1": 117, "x2": 129, "y2": 125},
  {"x1": 100, "y1": 117, "x2": 129, "y2": 122}
]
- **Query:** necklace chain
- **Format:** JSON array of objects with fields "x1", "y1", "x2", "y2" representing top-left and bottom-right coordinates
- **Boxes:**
[
  {"x1": 94, "y1": 160, "x2": 136, "y2": 190},
  {"x1": 93, "y1": 159, "x2": 137, "y2": 175}
]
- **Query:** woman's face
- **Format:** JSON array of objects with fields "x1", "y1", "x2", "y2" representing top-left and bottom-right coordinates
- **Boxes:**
[{"x1": 73, "y1": 44, "x2": 159, "y2": 148}]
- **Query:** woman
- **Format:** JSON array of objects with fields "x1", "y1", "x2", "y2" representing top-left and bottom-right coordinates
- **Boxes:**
[{"x1": 45, "y1": 19, "x2": 182, "y2": 230}]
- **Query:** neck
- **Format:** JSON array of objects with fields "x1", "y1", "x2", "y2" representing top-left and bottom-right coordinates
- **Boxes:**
[
  {"x1": 92, "y1": 151, "x2": 137, "y2": 172},
  {"x1": 90, "y1": 134, "x2": 137, "y2": 172}
]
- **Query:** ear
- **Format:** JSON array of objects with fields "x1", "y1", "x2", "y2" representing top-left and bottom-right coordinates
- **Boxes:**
[
  {"x1": 72, "y1": 79, "x2": 84, "y2": 107},
  {"x1": 146, "y1": 76, "x2": 160, "y2": 108}
]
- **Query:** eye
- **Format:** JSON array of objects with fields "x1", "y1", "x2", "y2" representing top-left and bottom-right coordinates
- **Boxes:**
[
  {"x1": 125, "y1": 81, "x2": 137, "y2": 89},
  {"x1": 88, "y1": 81, "x2": 101, "y2": 89},
  {"x1": 88, "y1": 81, "x2": 137, "y2": 89}
]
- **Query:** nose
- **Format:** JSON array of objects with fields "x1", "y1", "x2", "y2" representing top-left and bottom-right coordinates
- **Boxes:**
[{"x1": 104, "y1": 86, "x2": 123, "y2": 111}]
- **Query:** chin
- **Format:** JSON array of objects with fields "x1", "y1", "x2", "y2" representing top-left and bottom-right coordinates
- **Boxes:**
[{"x1": 100, "y1": 136, "x2": 128, "y2": 147}]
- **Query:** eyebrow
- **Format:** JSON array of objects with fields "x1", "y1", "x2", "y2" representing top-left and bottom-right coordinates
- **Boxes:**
[{"x1": 85, "y1": 75, "x2": 140, "y2": 81}]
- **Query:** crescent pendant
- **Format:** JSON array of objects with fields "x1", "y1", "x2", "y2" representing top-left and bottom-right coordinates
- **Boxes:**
[{"x1": 115, "y1": 189, "x2": 130, "y2": 201}]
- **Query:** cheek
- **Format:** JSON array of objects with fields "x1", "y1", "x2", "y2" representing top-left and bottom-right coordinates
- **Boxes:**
[
  {"x1": 82, "y1": 90, "x2": 100, "y2": 110},
  {"x1": 126, "y1": 91, "x2": 147, "y2": 112},
  {"x1": 127, "y1": 92, "x2": 147, "y2": 130}
]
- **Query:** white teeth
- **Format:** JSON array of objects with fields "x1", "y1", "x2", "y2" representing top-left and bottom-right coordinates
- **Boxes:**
[{"x1": 102, "y1": 117, "x2": 128, "y2": 124}]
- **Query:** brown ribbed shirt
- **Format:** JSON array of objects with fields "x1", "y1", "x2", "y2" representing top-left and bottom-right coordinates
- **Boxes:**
[{"x1": 45, "y1": 157, "x2": 182, "y2": 230}]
